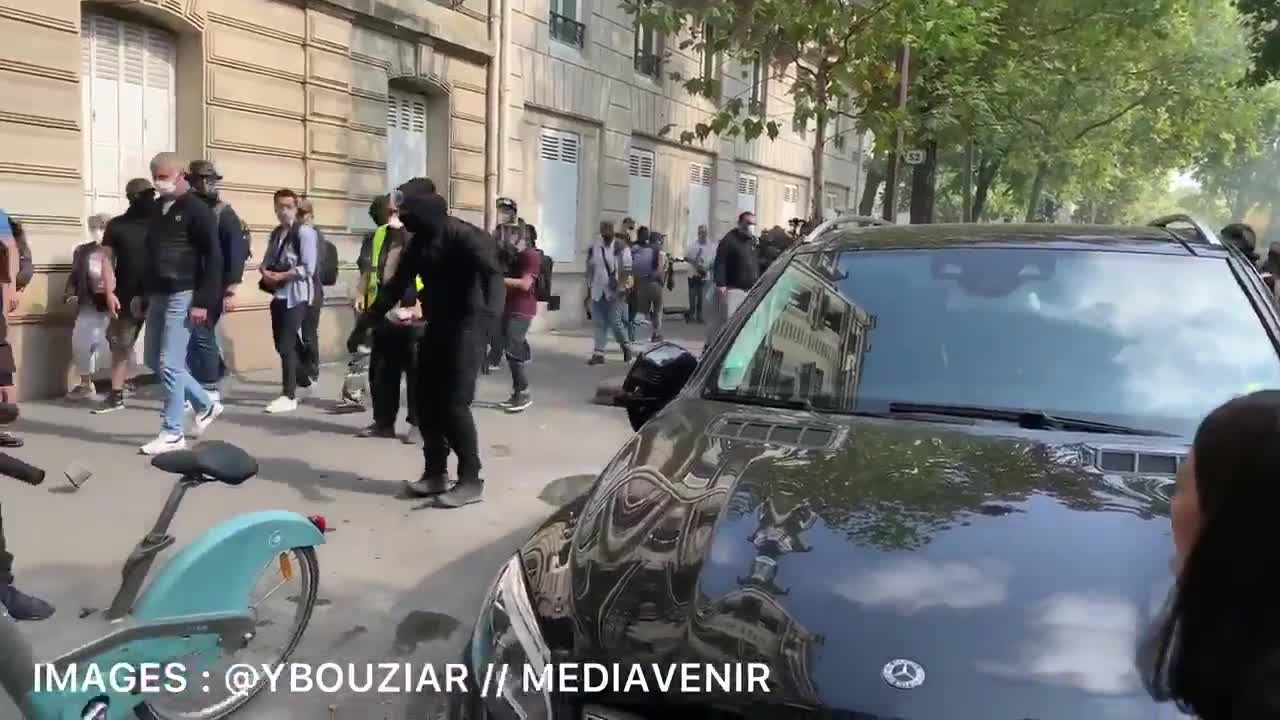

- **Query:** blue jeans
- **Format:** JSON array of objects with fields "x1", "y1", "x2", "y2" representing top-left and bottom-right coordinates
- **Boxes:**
[
  {"x1": 591, "y1": 296, "x2": 629, "y2": 355},
  {"x1": 187, "y1": 301, "x2": 225, "y2": 391},
  {"x1": 145, "y1": 291, "x2": 212, "y2": 435}
]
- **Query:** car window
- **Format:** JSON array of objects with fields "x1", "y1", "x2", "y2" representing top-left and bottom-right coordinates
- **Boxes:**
[{"x1": 711, "y1": 247, "x2": 1280, "y2": 436}]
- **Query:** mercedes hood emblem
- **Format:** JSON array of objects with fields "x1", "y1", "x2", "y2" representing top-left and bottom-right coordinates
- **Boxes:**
[{"x1": 882, "y1": 658, "x2": 925, "y2": 689}]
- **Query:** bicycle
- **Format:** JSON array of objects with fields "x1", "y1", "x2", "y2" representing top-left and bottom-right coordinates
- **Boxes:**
[{"x1": 0, "y1": 403, "x2": 326, "y2": 719}]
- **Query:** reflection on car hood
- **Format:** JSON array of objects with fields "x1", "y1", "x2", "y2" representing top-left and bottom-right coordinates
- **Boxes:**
[{"x1": 519, "y1": 400, "x2": 1188, "y2": 719}]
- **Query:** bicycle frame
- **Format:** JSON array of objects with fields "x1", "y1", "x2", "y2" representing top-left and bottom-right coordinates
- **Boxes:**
[{"x1": 1, "y1": 478, "x2": 325, "y2": 720}]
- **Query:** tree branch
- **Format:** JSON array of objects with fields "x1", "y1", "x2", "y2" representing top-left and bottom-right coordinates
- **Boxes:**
[{"x1": 1069, "y1": 94, "x2": 1151, "y2": 142}]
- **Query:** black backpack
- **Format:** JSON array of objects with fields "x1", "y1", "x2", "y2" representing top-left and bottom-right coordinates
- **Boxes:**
[
  {"x1": 535, "y1": 250, "x2": 553, "y2": 302},
  {"x1": 317, "y1": 229, "x2": 339, "y2": 286},
  {"x1": 213, "y1": 202, "x2": 253, "y2": 263}
]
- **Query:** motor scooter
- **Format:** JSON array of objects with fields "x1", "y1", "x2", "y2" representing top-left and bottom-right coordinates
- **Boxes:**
[{"x1": 0, "y1": 403, "x2": 326, "y2": 719}]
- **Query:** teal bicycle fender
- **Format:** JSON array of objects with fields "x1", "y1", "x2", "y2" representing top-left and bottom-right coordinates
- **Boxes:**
[{"x1": 133, "y1": 510, "x2": 324, "y2": 620}]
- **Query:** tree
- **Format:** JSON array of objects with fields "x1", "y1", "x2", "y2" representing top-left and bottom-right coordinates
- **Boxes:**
[
  {"x1": 1191, "y1": 83, "x2": 1280, "y2": 242},
  {"x1": 623, "y1": 0, "x2": 994, "y2": 221},
  {"x1": 1238, "y1": 0, "x2": 1280, "y2": 85}
]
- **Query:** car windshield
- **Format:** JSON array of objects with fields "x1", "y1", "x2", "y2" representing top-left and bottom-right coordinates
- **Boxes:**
[{"x1": 710, "y1": 246, "x2": 1280, "y2": 437}]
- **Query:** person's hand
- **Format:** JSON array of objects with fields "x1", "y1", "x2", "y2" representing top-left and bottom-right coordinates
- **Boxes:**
[
  {"x1": 717, "y1": 286, "x2": 728, "y2": 297},
  {"x1": 353, "y1": 295, "x2": 366, "y2": 313},
  {"x1": 190, "y1": 306, "x2": 208, "y2": 325},
  {"x1": 106, "y1": 293, "x2": 121, "y2": 318},
  {"x1": 64, "y1": 293, "x2": 77, "y2": 306}
]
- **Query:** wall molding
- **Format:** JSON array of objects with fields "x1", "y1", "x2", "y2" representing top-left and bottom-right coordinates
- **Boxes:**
[
  {"x1": 0, "y1": 162, "x2": 80, "y2": 180},
  {"x1": 349, "y1": 51, "x2": 390, "y2": 70},
  {"x1": 207, "y1": 56, "x2": 305, "y2": 85},
  {"x1": 207, "y1": 11, "x2": 305, "y2": 45},
  {"x1": 9, "y1": 215, "x2": 82, "y2": 228},
  {"x1": 0, "y1": 111, "x2": 79, "y2": 132},
  {"x1": 0, "y1": 4, "x2": 77, "y2": 33},
  {"x1": 207, "y1": 140, "x2": 305, "y2": 160},
  {"x1": 0, "y1": 59, "x2": 76, "y2": 84},
  {"x1": 207, "y1": 97, "x2": 305, "y2": 122}
]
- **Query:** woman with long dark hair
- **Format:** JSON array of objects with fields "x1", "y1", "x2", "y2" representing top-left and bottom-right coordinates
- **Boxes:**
[{"x1": 1142, "y1": 389, "x2": 1280, "y2": 716}]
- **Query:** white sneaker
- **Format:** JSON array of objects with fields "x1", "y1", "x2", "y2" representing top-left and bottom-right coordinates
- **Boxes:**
[
  {"x1": 205, "y1": 390, "x2": 222, "y2": 406},
  {"x1": 191, "y1": 402, "x2": 224, "y2": 438},
  {"x1": 184, "y1": 400, "x2": 193, "y2": 415},
  {"x1": 140, "y1": 433, "x2": 186, "y2": 456},
  {"x1": 265, "y1": 396, "x2": 298, "y2": 414}
]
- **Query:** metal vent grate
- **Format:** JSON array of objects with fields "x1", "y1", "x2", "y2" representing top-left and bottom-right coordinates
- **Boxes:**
[
  {"x1": 710, "y1": 417, "x2": 838, "y2": 449},
  {"x1": 1095, "y1": 449, "x2": 1184, "y2": 475}
]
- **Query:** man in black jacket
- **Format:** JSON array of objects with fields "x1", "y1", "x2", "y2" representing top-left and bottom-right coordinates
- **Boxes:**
[
  {"x1": 185, "y1": 160, "x2": 248, "y2": 404},
  {"x1": 93, "y1": 178, "x2": 155, "y2": 414},
  {"x1": 138, "y1": 152, "x2": 225, "y2": 456},
  {"x1": 711, "y1": 211, "x2": 759, "y2": 339},
  {"x1": 349, "y1": 180, "x2": 504, "y2": 508}
]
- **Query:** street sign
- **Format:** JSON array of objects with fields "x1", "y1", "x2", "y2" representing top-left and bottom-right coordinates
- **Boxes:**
[{"x1": 904, "y1": 149, "x2": 926, "y2": 165}]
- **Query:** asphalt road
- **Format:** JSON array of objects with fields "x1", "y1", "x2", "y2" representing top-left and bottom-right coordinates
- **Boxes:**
[{"x1": 5, "y1": 323, "x2": 704, "y2": 719}]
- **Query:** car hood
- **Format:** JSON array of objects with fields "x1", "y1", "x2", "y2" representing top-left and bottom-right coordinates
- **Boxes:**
[{"x1": 519, "y1": 400, "x2": 1186, "y2": 719}]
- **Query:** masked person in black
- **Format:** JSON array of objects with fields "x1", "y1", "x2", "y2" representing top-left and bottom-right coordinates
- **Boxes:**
[
  {"x1": 94, "y1": 179, "x2": 155, "y2": 414},
  {"x1": 185, "y1": 160, "x2": 248, "y2": 404},
  {"x1": 349, "y1": 181, "x2": 504, "y2": 508}
]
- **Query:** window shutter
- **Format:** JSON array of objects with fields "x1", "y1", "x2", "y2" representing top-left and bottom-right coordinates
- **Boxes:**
[
  {"x1": 782, "y1": 183, "x2": 799, "y2": 224},
  {"x1": 627, "y1": 148, "x2": 654, "y2": 226},
  {"x1": 538, "y1": 128, "x2": 580, "y2": 261},
  {"x1": 737, "y1": 173, "x2": 757, "y2": 215},
  {"x1": 686, "y1": 162, "x2": 712, "y2": 248},
  {"x1": 386, "y1": 89, "x2": 429, "y2": 191}
]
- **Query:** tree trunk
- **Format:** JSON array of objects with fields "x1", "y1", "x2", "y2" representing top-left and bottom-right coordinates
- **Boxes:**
[
  {"x1": 909, "y1": 140, "x2": 938, "y2": 223},
  {"x1": 1024, "y1": 160, "x2": 1049, "y2": 222},
  {"x1": 972, "y1": 152, "x2": 1001, "y2": 221},
  {"x1": 812, "y1": 111, "x2": 828, "y2": 222},
  {"x1": 962, "y1": 141, "x2": 974, "y2": 222},
  {"x1": 859, "y1": 159, "x2": 884, "y2": 216}
]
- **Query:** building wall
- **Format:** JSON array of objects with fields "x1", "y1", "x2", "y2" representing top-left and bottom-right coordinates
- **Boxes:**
[
  {"x1": 505, "y1": 0, "x2": 869, "y2": 329},
  {"x1": 0, "y1": 0, "x2": 492, "y2": 398}
]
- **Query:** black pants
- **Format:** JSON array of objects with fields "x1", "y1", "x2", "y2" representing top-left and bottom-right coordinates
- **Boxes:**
[
  {"x1": 270, "y1": 299, "x2": 308, "y2": 399},
  {"x1": 502, "y1": 314, "x2": 532, "y2": 393},
  {"x1": 370, "y1": 325, "x2": 421, "y2": 428},
  {"x1": 416, "y1": 326, "x2": 482, "y2": 480},
  {"x1": 0, "y1": 503, "x2": 11, "y2": 586},
  {"x1": 187, "y1": 300, "x2": 225, "y2": 389},
  {"x1": 299, "y1": 283, "x2": 323, "y2": 383},
  {"x1": 687, "y1": 277, "x2": 705, "y2": 321}
]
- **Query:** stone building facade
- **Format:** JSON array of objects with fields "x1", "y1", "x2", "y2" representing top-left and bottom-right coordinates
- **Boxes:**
[
  {"x1": 0, "y1": 0, "x2": 867, "y2": 396},
  {"x1": 502, "y1": 0, "x2": 869, "y2": 326},
  {"x1": 0, "y1": 0, "x2": 492, "y2": 397}
]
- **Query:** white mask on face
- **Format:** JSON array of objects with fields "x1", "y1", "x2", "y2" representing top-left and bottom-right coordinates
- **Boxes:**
[
  {"x1": 91, "y1": 229, "x2": 105, "y2": 243},
  {"x1": 276, "y1": 208, "x2": 297, "y2": 226},
  {"x1": 153, "y1": 179, "x2": 177, "y2": 197},
  {"x1": 746, "y1": 224, "x2": 757, "y2": 236},
  {"x1": 387, "y1": 215, "x2": 404, "y2": 229}
]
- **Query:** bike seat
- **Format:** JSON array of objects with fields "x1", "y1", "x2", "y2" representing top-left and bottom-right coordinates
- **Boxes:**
[{"x1": 151, "y1": 441, "x2": 257, "y2": 485}]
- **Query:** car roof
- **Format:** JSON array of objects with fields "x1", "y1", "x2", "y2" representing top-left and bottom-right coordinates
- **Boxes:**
[{"x1": 801, "y1": 222, "x2": 1230, "y2": 257}]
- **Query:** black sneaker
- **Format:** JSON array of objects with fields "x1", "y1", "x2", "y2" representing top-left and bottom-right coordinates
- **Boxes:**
[
  {"x1": 1, "y1": 584, "x2": 54, "y2": 621},
  {"x1": 357, "y1": 424, "x2": 396, "y2": 439},
  {"x1": 92, "y1": 392, "x2": 126, "y2": 415},
  {"x1": 587, "y1": 355, "x2": 605, "y2": 366},
  {"x1": 623, "y1": 347, "x2": 634, "y2": 363},
  {"x1": 504, "y1": 392, "x2": 532, "y2": 413}
]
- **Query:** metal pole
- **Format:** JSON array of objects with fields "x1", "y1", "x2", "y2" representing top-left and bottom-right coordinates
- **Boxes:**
[{"x1": 881, "y1": 44, "x2": 910, "y2": 222}]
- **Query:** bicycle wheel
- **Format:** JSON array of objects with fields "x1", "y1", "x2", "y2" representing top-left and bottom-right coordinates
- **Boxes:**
[{"x1": 136, "y1": 546, "x2": 320, "y2": 720}]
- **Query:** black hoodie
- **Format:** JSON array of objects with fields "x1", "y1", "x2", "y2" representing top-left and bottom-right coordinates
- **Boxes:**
[{"x1": 104, "y1": 200, "x2": 155, "y2": 305}]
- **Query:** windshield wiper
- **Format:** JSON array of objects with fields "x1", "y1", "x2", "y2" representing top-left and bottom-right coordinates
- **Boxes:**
[{"x1": 887, "y1": 402, "x2": 1176, "y2": 437}]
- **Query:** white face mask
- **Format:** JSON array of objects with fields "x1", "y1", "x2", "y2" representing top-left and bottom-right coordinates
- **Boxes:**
[
  {"x1": 746, "y1": 224, "x2": 757, "y2": 236},
  {"x1": 387, "y1": 215, "x2": 404, "y2": 229},
  {"x1": 276, "y1": 208, "x2": 297, "y2": 226},
  {"x1": 153, "y1": 179, "x2": 177, "y2": 197},
  {"x1": 91, "y1": 229, "x2": 105, "y2": 243}
]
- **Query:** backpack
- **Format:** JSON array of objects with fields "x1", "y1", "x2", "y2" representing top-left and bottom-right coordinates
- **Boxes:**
[
  {"x1": 535, "y1": 250, "x2": 553, "y2": 302},
  {"x1": 317, "y1": 228, "x2": 339, "y2": 286},
  {"x1": 10, "y1": 220, "x2": 32, "y2": 290},
  {"x1": 213, "y1": 202, "x2": 254, "y2": 263}
]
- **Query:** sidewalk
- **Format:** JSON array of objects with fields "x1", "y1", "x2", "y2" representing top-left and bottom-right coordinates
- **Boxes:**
[{"x1": 6, "y1": 323, "x2": 654, "y2": 719}]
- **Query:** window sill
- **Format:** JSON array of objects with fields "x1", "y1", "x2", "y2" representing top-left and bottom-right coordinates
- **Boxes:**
[{"x1": 549, "y1": 38, "x2": 586, "y2": 63}]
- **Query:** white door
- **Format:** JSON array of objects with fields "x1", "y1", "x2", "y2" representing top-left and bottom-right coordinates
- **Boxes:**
[
  {"x1": 627, "y1": 148, "x2": 655, "y2": 226},
  {"x1": 737, "y1": 173, "x2": 758, "y2": 216},
  {"x1": 686, "y1": 162, "x2": 712, "y2": 249},
  {"x1": 386, "y1": 90, "x2": 428, "y2": 191},
  {"x1": 537, "y1": 128, "x2": 580, "y2": 261},
  {"x1": 80, "y1": 14, "x2": 176, "y2": 218},
  {"x1": 782, "y1": 183, "x2": 799, "y2": 225},
  {"x1": 824, "y1": 189, "x2": 840, "y2": 220}
]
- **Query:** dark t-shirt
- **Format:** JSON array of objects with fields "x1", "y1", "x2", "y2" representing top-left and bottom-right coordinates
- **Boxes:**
[
  {"x1": 104, "y1": 209, "x2": 151, "y2": 304},
  {"x1": 505, "y1": 248, "x2": 540, "y2": 317}
]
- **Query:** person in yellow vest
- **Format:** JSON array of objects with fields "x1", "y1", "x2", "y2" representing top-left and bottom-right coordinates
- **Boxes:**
[{"x1": 357, "y1": 194, "x2": 425, "y2": 442}]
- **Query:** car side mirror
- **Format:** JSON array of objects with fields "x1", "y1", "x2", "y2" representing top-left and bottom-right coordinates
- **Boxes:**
[{"x1": 620, "y1": 342, "x2": 698, "y2": 432}]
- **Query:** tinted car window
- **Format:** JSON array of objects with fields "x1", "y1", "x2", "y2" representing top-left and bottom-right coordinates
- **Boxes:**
[{"x1": 712, "y1": 247, "x2": 1280, "y2": 436}]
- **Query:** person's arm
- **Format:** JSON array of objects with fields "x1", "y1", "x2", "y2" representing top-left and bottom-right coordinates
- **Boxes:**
[
  {"x1": 362, "y1": 234, "x2": 421, "y2": 326},
  {"x1": 221, "y1": 206, "x2": 247, "y2": 290},
  {"x1": 462, "y1": 225, "x2": 506, "y2": 325},
  {"x1": 292, "y1": 224, "x2": 318, "y2": 283},
  {"x1": 64, "y1": 246, "x2": 80, "y2": 300},
  {"x1": 190, "y1": 202, "x2": 223, "y2": 311},
  {"x1": 713, "y1": 241, "x2": 728, "y2": 287},
  {"x1": 504, "y1": 251, "x2": 537, "y2": 292}
]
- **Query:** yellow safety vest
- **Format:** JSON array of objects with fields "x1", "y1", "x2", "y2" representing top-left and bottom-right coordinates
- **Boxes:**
[{"x1": 365, "y1": 225, "x2": 423, "y2": 307}]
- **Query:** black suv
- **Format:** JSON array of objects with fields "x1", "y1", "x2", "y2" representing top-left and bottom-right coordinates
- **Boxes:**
[{"x1": 450, "y1": 216, "x2": 1276, "y2": 720}]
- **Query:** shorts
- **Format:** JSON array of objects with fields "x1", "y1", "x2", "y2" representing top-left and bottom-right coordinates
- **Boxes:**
[{"x1": 106, "y1": 314, "x2": 143, "y2": 352}]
